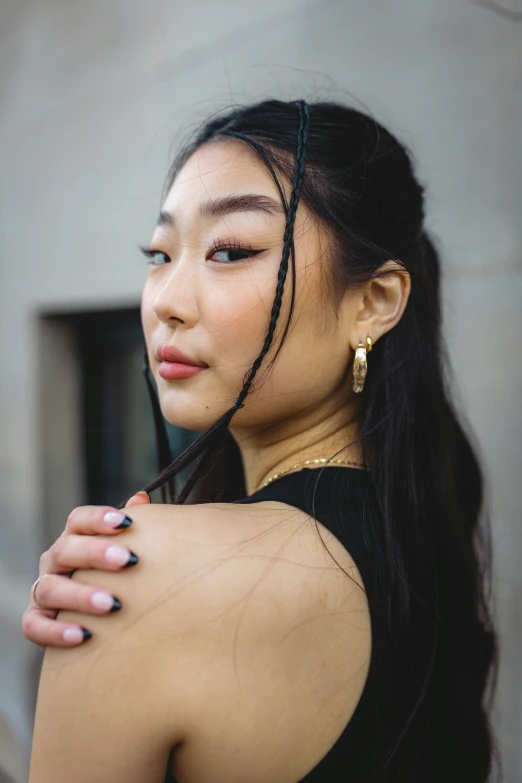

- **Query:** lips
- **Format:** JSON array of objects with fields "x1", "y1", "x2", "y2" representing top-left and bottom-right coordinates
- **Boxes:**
[{"x1": 156, "y1": 344, "x2": 208, "y2": 368}]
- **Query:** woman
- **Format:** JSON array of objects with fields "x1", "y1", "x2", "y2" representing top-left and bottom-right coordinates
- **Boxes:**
[{"x1": 24, "y1": 99, "x2": 500, "y2": 782}]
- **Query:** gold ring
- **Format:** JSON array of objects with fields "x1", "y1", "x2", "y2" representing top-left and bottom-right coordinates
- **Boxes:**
[{"x1": 31, "y1": 575, "x2": 50, "y2": 608}]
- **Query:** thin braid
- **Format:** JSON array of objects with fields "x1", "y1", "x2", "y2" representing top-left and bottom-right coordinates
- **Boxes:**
[
  {"x1": 134, "y1": 100, "x2": 310, "y2": 505},
  {"x1": 174, "y1": 101, "x2": 310, "y2": 502},
  {"x1": 232, "y1": 99, "x2": 310, "y2": 409}
]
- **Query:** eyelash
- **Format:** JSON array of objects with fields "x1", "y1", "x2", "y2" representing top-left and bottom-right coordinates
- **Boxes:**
[{"x1": 138, "y1": 238, "x2": 263, "y2": 266}]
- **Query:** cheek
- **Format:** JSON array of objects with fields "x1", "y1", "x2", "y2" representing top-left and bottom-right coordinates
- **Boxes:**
[
  {"x1": 202, "y1": 275, "x2": 277, "y2": 375},
  {"x1": 248, "y1": 278, "x2": 350, "y2": 411}
]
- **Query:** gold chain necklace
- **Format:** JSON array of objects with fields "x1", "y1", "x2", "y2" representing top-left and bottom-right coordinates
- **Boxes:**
[{"x1": 258, "y1": 457, "x2": 368, "y2": 491}]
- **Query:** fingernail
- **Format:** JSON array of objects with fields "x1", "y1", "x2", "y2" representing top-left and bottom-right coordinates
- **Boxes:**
[
  {"x1": 63, "y1": 627, "x2": 92, "y2": 643},
  {"x1": 123, "y1": 551, "x2": 139, "y2": 568},
  {"x1": 103, "y1": 511, "x2": 133, "y2": 529},
  {"x1": 91, "y1": 592, "x2": 122, "y2": 612},
  {"x1": 105, "y1": 546, "x2": 138, "y2": 566},
  {"x1": 136, "y1": 491, "x2": 151, "y2": 501}
]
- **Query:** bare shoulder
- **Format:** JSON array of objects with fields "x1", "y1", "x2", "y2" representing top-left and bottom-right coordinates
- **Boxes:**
[
  {"x1": 67, "y1": 500, "x2": 372, "y2": 782},
  {"x1": 69, "y1": 497, "x2": 354, "y2": 601},
  {"x1": 81, "y1": 498, "x2": 369, "y2": 622}
]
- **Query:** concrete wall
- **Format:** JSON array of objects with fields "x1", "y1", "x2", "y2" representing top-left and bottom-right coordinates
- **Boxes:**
[{"x1": 0, "y1": 1, "x2": 520, "y2": 780}]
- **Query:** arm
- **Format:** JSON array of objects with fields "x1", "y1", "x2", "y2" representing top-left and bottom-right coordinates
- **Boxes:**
[
  {"x1": 29, "y1": 501, "x2": 372, "y2": 783},
  {"x1": 28, "y1": 504, "x2": 186, "y2": 783},
  {"x1": 28, "y1": 499, "x2": 293, "y2": 782}
]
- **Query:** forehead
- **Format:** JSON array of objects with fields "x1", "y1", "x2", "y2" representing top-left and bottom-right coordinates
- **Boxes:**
[{"x1": 166, "y1": 139, "x2": 286, "y2": 205}]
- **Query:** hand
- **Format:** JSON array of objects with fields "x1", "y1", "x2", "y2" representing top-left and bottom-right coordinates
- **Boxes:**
[{"x1": 21, "y1": 492, "x2": 151, "y2": 649}]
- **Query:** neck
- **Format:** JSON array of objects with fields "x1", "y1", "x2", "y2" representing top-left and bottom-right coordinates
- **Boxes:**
[{"x1": 230, "y1": 394, "x2": 364, "y2": 496}]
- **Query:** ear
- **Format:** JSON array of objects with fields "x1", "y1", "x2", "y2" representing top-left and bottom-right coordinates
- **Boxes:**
[{"x1": 343, "y1": 260, "x2": 411, "y2": 350}]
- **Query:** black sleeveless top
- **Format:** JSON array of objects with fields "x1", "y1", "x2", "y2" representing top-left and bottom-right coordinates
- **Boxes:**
[{"x1": 166, "y1": 466, "x2": 387, "y2": 783}]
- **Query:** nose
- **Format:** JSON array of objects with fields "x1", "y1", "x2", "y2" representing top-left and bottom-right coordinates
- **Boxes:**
[{"x1": 152, "y1": 257, "x2": 199, "y2": 328}]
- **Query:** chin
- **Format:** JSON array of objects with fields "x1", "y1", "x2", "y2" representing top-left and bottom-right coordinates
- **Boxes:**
[
  {"x1": 155, "y1": 371, "x2": 246, "y2": 430},
  {"x1": 159, "y1": 399, "x2": 231, "y2": 432},
  {"x1": 161, "y1": 410, "x2": 214, "y2": 432}
]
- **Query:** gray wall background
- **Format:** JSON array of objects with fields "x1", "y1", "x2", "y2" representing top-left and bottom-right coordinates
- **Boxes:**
[{"x1": 0, "y1": 0, "x2": 520, "y2": 780}]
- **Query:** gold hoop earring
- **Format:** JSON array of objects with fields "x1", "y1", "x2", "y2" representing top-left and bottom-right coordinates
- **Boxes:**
[{"x1": 353, "y1": 335, "x2": 372, "y2": 393}]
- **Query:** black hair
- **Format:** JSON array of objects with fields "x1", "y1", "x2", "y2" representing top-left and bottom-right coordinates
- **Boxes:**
[{"x1": 119, "y1": 99, "x2": 500, "y2": 781}]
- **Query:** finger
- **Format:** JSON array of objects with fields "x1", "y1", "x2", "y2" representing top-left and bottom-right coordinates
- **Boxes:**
[
  {"x1": 45, "y1": 534, "x2": 139, "y2": 573},
  {"x1": 22, "y1": 608, "x2": 93, "y2": 649},
  {"x1": 124, "y1": 491, "x2": 151, "y2": 508},
  {"x1": 64, "y1": 505, "x2": 135, "y2": 536},
  {"x1": 28, "y1": 573, "x2": 122, "y2": 615}
]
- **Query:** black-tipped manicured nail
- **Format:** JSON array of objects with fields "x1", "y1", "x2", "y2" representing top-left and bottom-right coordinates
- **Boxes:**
[
  {"x1": 123, "y1": 551, "x2": 139, "y2": 568},
  {"x1": 115, "y1": 515, "x2": 133, "y2": 529},
  {"x1": 81, "y1": 627, "x2": 93, "y2": 642},
  {"x1": 109, "y1": 597, "x2": 122, "y2": 613}
]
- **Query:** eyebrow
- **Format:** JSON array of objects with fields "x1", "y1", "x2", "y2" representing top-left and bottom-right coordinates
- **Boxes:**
[{"x1": 155, "y1": 193, "x2": 286, "y2": 227}]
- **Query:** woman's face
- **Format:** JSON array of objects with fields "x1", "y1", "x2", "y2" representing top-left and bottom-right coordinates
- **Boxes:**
[{"x1": 141, "y1": 138, "x2": 356, "y2": 433}]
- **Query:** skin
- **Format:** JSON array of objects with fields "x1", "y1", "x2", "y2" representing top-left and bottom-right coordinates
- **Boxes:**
[{"x1": 27, "y1": 138, "x2": 411, "y2": 782}]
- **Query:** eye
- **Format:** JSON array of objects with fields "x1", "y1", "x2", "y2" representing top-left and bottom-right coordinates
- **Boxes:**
[
  {"x1": 138, "y1": 245, "x2": 170, "y2": 265},
  {"x1": 138, "y1": 239, "x2": 265, "y2": 266},
  {"x1": 207, "y1": 238, "x2": 264, "y2": 264}
]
